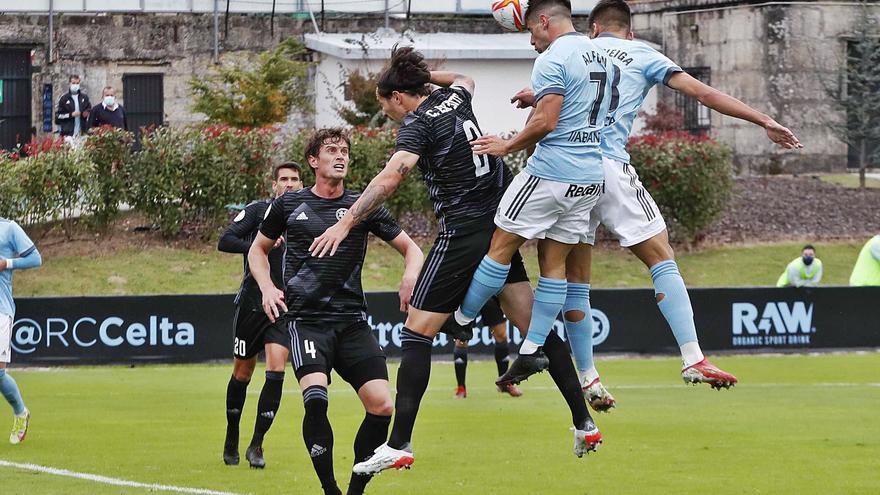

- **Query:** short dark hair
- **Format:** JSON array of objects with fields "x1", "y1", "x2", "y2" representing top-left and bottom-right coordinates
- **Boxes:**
[
  {"x1": 524, "y1": 0, "x2": 572, "y2": 23},
  {"x1": 273, "y1": 161, "x2": 302, "y2": 180},
  {"x1": 802, "y1": 244, "x2": 815, "y2": 252},
  {"x1": 304, "y1": 128, "x2": 351, "y2": 169},
  {"x1": 376, "y1": 44, "x2": 432, "y2": 98},
  {"x1": 68, "y1": 74, "x2": 81, "y2": 82},
  {"x1": 588, "y1": 0, "x2": 632, "y2": 31}
]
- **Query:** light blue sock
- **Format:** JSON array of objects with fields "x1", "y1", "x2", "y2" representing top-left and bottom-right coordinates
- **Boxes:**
[
  {"x1": 523, "y1": 277, "x2": 568, "y2": 348},
  {"x1": 0, "y1": 369, "x2": 26, "y2": 415},
  {"x1": 563, "y1": 283, "x2": 593, "y2": 372},
  {"x1": 460, "y1": 256, "x2": 510, "y2": 320},
  {"x1": 650, "y1": 260, "x2": 698, "y2": 346}
]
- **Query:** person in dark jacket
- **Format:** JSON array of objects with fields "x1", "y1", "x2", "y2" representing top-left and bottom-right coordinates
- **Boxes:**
[
  {"x1": 55, "y1": 75, "x2": 91, "y2": 138},
  {"x1": 88, "y1": 86, "x2": 127, "y2": 130}
]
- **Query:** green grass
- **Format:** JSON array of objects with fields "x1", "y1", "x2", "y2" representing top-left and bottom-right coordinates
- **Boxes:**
[
  {"x1": 818, "y1": 173, "x2": 880, "y2": 189},
  {"x1": 1, "y1": 353, "x2": 878, "y2": 494},
  {"x1": 15, "y1": 240, "x2": 866, "y2": 297}
]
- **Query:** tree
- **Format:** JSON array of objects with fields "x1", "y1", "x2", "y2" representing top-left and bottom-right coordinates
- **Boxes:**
[
  {"x1": 336, "y1": 70, "x2": 389, "y2": 128},
  {"x1": 824, "y1": 4, "x2": 880, "y2": 189},
  {"x1": 189, "y1": 37, "x2": 312, "y2": 128}
]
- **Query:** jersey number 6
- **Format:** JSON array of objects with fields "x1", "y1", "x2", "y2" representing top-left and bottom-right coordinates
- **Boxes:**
[{"x1": 462, "y1": 119, "x2": 491, "y2": 177}]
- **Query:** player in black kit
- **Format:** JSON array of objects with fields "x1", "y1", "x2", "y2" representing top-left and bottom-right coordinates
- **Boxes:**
[
  {"x1": 218, "y1": 162, "x2": 302, "y2": 468},
  {"x1": 310, "y1": 46, "x2": 595, "y2": 474},
  {"x1": 248, "y1": 128, "x2": 424, "y2": 495}
]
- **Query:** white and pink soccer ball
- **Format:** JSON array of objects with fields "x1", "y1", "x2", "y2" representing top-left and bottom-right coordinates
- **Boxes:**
[{"x1": 491, "y1": 0, "x2": 530, "y2": 32}]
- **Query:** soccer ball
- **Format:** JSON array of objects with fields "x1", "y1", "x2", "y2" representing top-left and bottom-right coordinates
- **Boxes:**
[{"x1": 491, "y1": 0, "x2": 529, "y2": 32}]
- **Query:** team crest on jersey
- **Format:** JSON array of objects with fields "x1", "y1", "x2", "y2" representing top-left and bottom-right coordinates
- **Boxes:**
[
  {"x1": 336, "y1": 208, "x2": 348, "y2": 220},
  {"x1": 233, "y1": 210, "x2": 246, "y2": 222}
]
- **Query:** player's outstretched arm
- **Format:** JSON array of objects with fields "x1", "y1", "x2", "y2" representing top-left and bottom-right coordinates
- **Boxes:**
[
  {"x1": 309, "y1": 150, "x2": 420, "y2": 258},
  {"x1": 471, "y1": 94, "x2": 563, "y2": 157},
  {"x1": 248, "y1": 232, "x2": 288, "y2": 322},
  {"x1": 218, "y1": 205, "x2": 259, "y2": 254},
  {"x1": 429, "y1": 71, "x2": 475, "y2": 95},
  {"x1": 386, "y1": 231, "x2": 425, "y2": 312},
  {"x1": 667, "y1": 72, "x2": 803, "y2": 149}
]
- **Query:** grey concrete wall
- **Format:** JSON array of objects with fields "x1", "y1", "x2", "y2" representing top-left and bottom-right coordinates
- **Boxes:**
[{"x1": 632, "y1": 1, "x2": 880, "y2": 174}]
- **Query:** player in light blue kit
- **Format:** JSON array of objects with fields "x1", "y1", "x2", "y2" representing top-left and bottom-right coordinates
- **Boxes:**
[
  {"x1": 452, "y1": 0, "x2": 615, "y2": 456},
  {"x1": 0, "y1": 219, "x2": 42, "y2": 444},
  {"x1": 511, "y1": 0, "x2": 802, "y2": 405}
]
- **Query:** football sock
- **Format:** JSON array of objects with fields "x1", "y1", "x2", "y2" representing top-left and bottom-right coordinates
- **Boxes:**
[
  {"x1": 0, "y1": 369, "x2": 25, "y2": 415},
  {"x1": 225, "y1": 375, "x2": 249, "y2": 449},
  {"x1": 249, "y1": 371, "x2": 284, "y2": 448},
  {"x1": 453, "y1": 345, "x2": 468, "y2": 388},
  {"x1": 347, "y1": 412, "x2": 392, "y2": 495},
  {"x1": 302, "y1": 385, "x2": 338, "y2": 494},
  {"x1": 521, "y1": 277, "x2": 568, "y2": 353},
  {"x1": 650, "y1": 260, "x2": 704, "y2": 367},
  {"x1": 457, "y1": 256, "x2": 510, "y2": 323},
  {"x1": 494, "y1": 340, "x2": 510, "y2": 376},
  {"x1": 387, "y1": 328, "x2": 433, "y2": 450},
  {"x1": 544, "y1": 332, "x2": 590, "y2": 429},
  {"x1": 563, "y1": 283, "x2": 594, "y2": 372}
]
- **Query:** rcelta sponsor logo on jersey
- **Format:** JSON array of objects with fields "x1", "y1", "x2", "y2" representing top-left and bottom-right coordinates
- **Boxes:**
[
  {"x1": 731, "y1": 301, "x2": 815, "y2": 347},
  {"x1": 11, "y1": 315, "x2": 196, "y2": 354}
]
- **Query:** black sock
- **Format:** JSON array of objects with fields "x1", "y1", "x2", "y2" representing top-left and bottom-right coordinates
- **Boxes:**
[
  {"x1": 543, "y1": 332, "x2": 591, "y2": 429},
  {"x1": 302, "y1": 385, "x2": 338, "y2": 494},
  {"x1": 453, "y1": 345, "x2": 468, "y2": 388},
  {"x1": 249, "y1": 371, "x2": 284, "y2": 448},
  {"x1": 494, "y1": 341, "x2": 510, "y2": 376},
  {"x1": 225, "y1": 376, "x2": 249, "y2": 450},
  {"x1": 347, "y1": 412, "x2": 392, "y2": 495},
  {"x1": 387, "y1": 328, "x2": 433, "y2": 450}
]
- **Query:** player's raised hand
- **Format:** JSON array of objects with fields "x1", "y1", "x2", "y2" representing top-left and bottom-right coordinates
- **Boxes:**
[
  {"x1": 510, "y1": 87, "x2": 536, "y2": 109},
  {"x1": 471, "y1": 135, "x2": 510, "y2": 157},
  {"x1": 261, "y1": 287, "x2": 288, "y2": 323},
  {"x1": 309, "y1": 222, "x2": 351, "y2": 258},
  {"x1": 765, "y1": 120, "x2": 803, "y2": 149}
]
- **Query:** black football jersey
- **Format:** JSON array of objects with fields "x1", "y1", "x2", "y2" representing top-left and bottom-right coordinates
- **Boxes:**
[
  {"x1": 217, "y1": 199, "x2": 285, "y2": 313},
  {"x1": 259, "y1": 187, "x2": 403, "y2": 322},
  {"x1": 395, "y1": 86, "x2": 512, "y2": 231}
]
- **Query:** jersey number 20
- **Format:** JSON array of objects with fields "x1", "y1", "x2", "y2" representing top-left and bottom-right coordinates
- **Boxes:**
[{"x1": 462, "y1": 119, "x2": 491, "y2": 177}]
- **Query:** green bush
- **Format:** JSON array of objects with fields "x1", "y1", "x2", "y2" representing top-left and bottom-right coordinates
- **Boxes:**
[
  {"x1": 127, "y1": 124, "x2": 276, "y2": 236},
  {"x1": 284, "y1": 127, "x2": 432, "y2": 218},
  {"x1": 83, "y1": 127, "x2": 134, "y2": 229},
  {"x1": 628, "y1": 131, "x2": 733, "y2": 243}
]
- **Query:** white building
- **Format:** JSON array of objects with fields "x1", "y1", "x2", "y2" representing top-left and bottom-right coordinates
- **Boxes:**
[{"x1": 304, "y1": 29, "x2": 655, "y2": 135}]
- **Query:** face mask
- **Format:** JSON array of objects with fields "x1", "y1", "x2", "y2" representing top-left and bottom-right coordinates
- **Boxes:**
[
  {"x1": 802, "y1": 255, "x2": 814, "y2": 266},
  {"x1": 103, "y1": 96, "x2": 116, "y2": 107},
  {"x1": 69, "y1": 84, "x2": 80, "y2": 93}
]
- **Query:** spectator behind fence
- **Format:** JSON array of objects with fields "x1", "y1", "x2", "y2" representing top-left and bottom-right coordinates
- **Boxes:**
[
  {"x1": 55, "y1": 74, "x2": 91, "y2": 140},
  {"x1": 88, "y1": 86, "x2": 127, "y2": 131},
  {"x1": 777, "y1": 244, "x2": 823, "y2": 288},
  {"x1": 850, "y1": 235, "x2": 880, "y2": 286}
]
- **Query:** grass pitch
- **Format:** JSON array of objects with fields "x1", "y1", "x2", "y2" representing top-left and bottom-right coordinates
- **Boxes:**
[{"x1": 0, "y1": 353, "x2": 878, "y2": 495}]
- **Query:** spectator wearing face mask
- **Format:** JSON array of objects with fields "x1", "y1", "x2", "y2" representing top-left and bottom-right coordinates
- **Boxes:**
[
  {"x1": 55, "y1": 74, "x2": 91, "y2": 139},
  {"x1": 87, "y1": 86, "x2": 127, "y2": 131},
  {"x1": 777, "y1": 244, "x2": 823, "y2": 288}
]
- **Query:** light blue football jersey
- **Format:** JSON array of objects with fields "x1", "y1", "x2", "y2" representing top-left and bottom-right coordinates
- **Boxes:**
[
  {"x1": 526, "y1": 32, "x2": 615, "y2": 185},
  {"x1": 592, "y1": 34, "x2": 682, "y2": 164},
  {"x1": 0, "y1": 219, "x2": 36, "y2": 316}
]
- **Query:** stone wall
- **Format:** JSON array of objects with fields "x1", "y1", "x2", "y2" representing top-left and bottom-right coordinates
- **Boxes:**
[{"x1": 631, "y1": 0, "x2": 880, "y2": 173}]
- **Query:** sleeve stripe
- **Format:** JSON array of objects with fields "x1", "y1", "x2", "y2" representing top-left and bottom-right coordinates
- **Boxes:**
[
  {"x1": 663, "y1": 67, "x2": 684, "y2": 86},
  {"x1": 18, "y1": 245, "x2": 36, "y2": 258},
  {"x1": 535, "y1": 87, "x2": 566, "y2": 102}
]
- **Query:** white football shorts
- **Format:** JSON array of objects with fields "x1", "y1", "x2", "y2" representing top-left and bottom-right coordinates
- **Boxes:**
[
  {"x1": 0, "y1": 313, "x2": 12, "y2": 363},
  {"x1": 495, "y1": 171, "x2": 603, "y2": 244},
  {"x1": 585, "y1": 157, "x2": 666, "y2": 247}
]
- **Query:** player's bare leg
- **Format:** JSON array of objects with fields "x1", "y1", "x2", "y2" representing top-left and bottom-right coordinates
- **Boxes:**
[
  {"x1": 629, "y1": 231, "x2": 737, "y2": 389},
  {"x1": 565, "y1": 244, "x2": 615, "y2": 411},
  {"x1": 299, "y1": 372, "x2": 342, "y2": 495},
  {"x1": 245, "y1": 343, "x2": 289, "y2": 469},
  {"x1": 224, "y1": 356, "x2": 256, "y2": 465}
]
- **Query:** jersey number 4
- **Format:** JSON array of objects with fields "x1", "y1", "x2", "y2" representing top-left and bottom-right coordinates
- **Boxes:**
[
  {"x1": 462, "y1": 119, "x2": 491, "y2": 177},
  {"x1": 303, "y1": 339, "x2": 317, "y2": 359}
]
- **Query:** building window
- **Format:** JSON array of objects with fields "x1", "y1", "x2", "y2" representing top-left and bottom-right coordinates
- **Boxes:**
[
  {"x1": 676, "y1": 67, "x2": 711, "y2": 132},
  {"x1": 122, "y1": 73, "x2": 164, "y2": 144}
]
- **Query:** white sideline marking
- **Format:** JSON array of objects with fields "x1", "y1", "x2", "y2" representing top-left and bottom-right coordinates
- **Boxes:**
[{"x1": 0, "y1": 460, "x2": 246, "y2": 495}]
